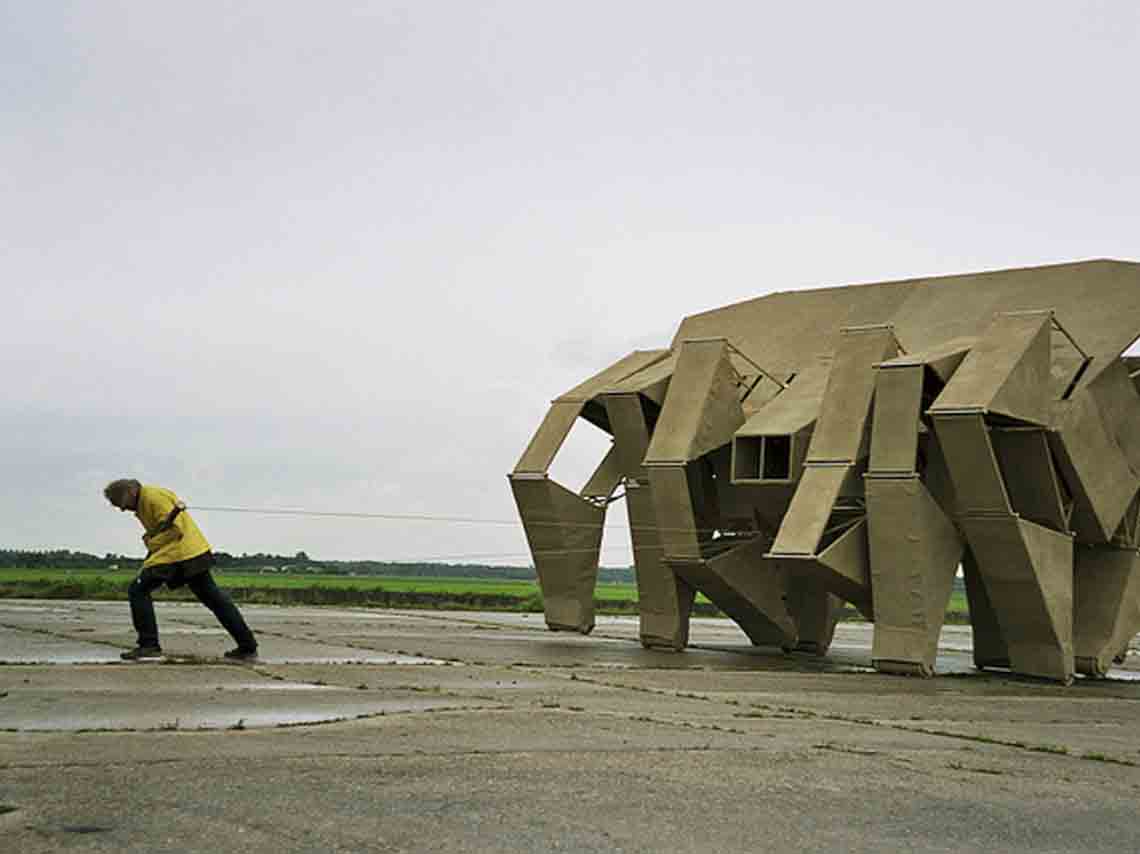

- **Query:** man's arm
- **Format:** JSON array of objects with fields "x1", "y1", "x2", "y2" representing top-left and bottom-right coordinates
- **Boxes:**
[
  {"x1": 150, "y1": 502, "x2": 186, "y2": 536},
  {"x1": 140, "y1": 493, "x2": 187, "y2": 552}
]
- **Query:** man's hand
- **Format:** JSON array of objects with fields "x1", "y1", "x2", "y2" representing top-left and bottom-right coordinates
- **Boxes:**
[
  {"x1": 143, "y1": 503, "x2": 186, "y2": 553},
  {"x1": 143, "y1": 527, "x2": 181, "y2": 554},
  {"x1": 152, "y1": 502, "x2": 186, "y2": 535}
]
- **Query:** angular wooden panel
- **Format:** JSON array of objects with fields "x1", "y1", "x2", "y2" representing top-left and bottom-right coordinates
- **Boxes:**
[
  {"x1": 735, "y1": 360, "x2": 830, "y2": 438},
  {"x1": 814, "y1": 519, "x2": 872, "y2": 616},
  {"x1": 930, "y1": 312, "x2": 1052, "y2": 427},
  {"x1": 962, "y1": 547, "x2": 1009, "y2": 669},
  {"x1": 647, "y1": 465, "x2": 704, "y2": 561},
  {"x1": 602, "y1": 393, "x2": 653, "y2": 480},
  {"x1": 990, "y1": 428, "x2": 1068, "y2": 531},
  {"x1": 769, "y1": 465, "x2": 848, "y2": 556},
  {"x1": 986, "y1": 317, "x2": 1052, "y2": 426},
  {"x1": 509, "y1": 477, "x2": 605, "y2": 634},
  {"x1": 557, "y1": 349, "x2": 671, "y2": 403},
  {"x1": 962, "y1": 516, "x2": 1074, "y2": 682},
  {"x1": 645, "y1": 339, "x2": 744, "y2": 465},
  {"x1": 808, "y1": 327, "x2": 900, "y2": 463},
  {"x1": 1087, "y1": 359, "x2": 1140, "y2": 473},
  {"x1": 625, "y1": 484, "x2": 693, "y2": 650},
  {"x1": 1073, "y1": 545, "x2": 1140, "y2": 676},
  {"x1": 670, "y1": 537, "x2": 795, "y2": 647},
  {"x1": 780, "y1": 572, "x2": 844, "y2": 655},
  {"x1": 1051, "y1": 386, "x2": 1140, "y2": 543},
  {"x1": 869, "y1": 364, "x2": 924, "y2": 474},
  {"x1": 931, "y1": 413, "x2": 1011, "y2": 515},
  {"x1": 580, "y1": 446, "x2": 623, "y2": 499},
  {"x1": 879, "y1": 336, "x2": 975, "y2": 383},
  {"x1": 867, "y1": 477, "x2": 963, "y2": 676}
]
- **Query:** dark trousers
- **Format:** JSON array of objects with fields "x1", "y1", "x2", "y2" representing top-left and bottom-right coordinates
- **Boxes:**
[{"x1": 128, "y1": 569, "x2": 257, "y2": 651}]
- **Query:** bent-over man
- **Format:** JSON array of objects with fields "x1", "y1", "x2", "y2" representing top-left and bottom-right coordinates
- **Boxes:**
[{"x1": 103, "y1": 479, "x2": 258, "y2": 661}]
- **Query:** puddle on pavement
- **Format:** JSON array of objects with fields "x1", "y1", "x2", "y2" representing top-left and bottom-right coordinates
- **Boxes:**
[
  {"x1": 12, "y1": 696, "x2": 476, "y2": 731},
  {"x1": 190, "y1": 703, "x2": 449, "y2": 728},
  {"x1": 0, "y1": 649, "x2": 448, "y2": 666},
  {"x1": 0, "y1": 646, "x2": 124, "y2": 665},
  {"x1": 1, "y1": 655, "x2": 122, "y2": 665},
  {"x1": 0, "y1": 605, "x2": 76, "y2": 614},
  {"x1": 1103, "y1": 668, "x2": 1140, "y2": 682}
]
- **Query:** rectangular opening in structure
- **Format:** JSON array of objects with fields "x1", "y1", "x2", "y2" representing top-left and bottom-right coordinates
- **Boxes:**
[
  {"x1": 762, "y1": 435, "x2": 792, "y2": 480},
  {"x1": 732, "y1": 436, "x2": 763, "y2": 481}
]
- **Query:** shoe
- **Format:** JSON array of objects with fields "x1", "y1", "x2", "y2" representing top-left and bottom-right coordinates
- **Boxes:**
[
  {"x1": 223, "y1": 647, "x2": 258, "y2": 661},
  {"x1": 121, "y1": 646, "x2": 163, "y2": 661}
]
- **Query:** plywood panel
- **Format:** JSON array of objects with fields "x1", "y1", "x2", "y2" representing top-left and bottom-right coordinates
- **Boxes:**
[
  {"x1": 991, "y1": 429, "x2": 1068, "y2": 531},
  {"x1": 645, "y1": 339, "x2": 744, "y2": 465},
  {"x1": 769, "y1": 465, "x2": 848, "y2": 555},
  {"x1": 807, "y1": 327, "x2": 899, "y2": 463},
  {"x1": 869, "y1": 365, "x2": 923, "y2": 474}
]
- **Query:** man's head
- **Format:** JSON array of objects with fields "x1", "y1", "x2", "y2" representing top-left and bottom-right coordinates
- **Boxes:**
[{"x1": 104, "y1": 479, "x2": 141, "y2": 512}]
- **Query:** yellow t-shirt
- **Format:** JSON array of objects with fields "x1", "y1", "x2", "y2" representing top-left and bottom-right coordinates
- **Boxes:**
[{"x1": 135, "y1": 485, "x2": 211, "y2": 568}]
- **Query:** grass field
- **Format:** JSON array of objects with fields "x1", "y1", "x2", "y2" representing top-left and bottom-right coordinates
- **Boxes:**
[
  {"x1": 0, "y1": 568, "x2": 630, "y2": 598},
  {"x1": 0, "y1": 568, "x2": 639, "y2": 613},
  {"x1": 0, "y1": 567, "x2": 970, "y2": 620}
]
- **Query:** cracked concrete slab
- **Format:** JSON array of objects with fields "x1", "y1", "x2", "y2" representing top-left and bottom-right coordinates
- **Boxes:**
[
  {"x1": 1, "y1": 599, "x2": 1139, "y2": 853},
  {"x1": 0, "y1": 663, "x2": 499, "y2": 732}
]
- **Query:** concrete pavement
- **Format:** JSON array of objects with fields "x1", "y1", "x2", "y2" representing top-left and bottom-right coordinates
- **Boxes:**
[{"x1": 1, "y1": 600, "x2": 1139, "y2": 852}]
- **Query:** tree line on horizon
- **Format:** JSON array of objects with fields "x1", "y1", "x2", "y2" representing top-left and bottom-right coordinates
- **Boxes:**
[{"x1": 0, "y1": 549, "x2": 637, "y2": 583}]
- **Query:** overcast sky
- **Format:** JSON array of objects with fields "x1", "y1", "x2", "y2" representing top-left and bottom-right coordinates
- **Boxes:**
[{"x1": 2, "y1": 2, "x2": 1138, "y2": 565}]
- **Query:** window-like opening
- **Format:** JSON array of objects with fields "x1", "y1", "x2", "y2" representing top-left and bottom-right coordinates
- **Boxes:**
[
  {"x1": 732, "y1": 435, "x2": 794, "y2": 482},
  {"x1": 762, "y1": 435, "x2": 792, "y2": 480},
  {"x1": 732, "y1": 436, "x2": 763, "y2": 481},
  {"x1": 547, "y1": 417, "x2": 615, "y2": 494}
]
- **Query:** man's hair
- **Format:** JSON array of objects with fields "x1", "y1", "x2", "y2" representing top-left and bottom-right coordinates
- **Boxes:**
[{"x1": 103, "y1": 479, "x2": 141, "y2": 505}]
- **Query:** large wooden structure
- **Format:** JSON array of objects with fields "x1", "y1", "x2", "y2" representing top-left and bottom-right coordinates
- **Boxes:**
[{"x1": 510, "y1": 260, "x2": 1140, "y2": 682}]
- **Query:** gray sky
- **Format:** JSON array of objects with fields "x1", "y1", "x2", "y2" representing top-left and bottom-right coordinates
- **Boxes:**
[{"x1": 2, "y1": 2, "x2": 1138, "y2": 565}]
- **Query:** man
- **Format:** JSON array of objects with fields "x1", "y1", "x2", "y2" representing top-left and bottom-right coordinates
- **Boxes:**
[{"x1": 104, "y1": 479, "x2": 258, "y2": 661}]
